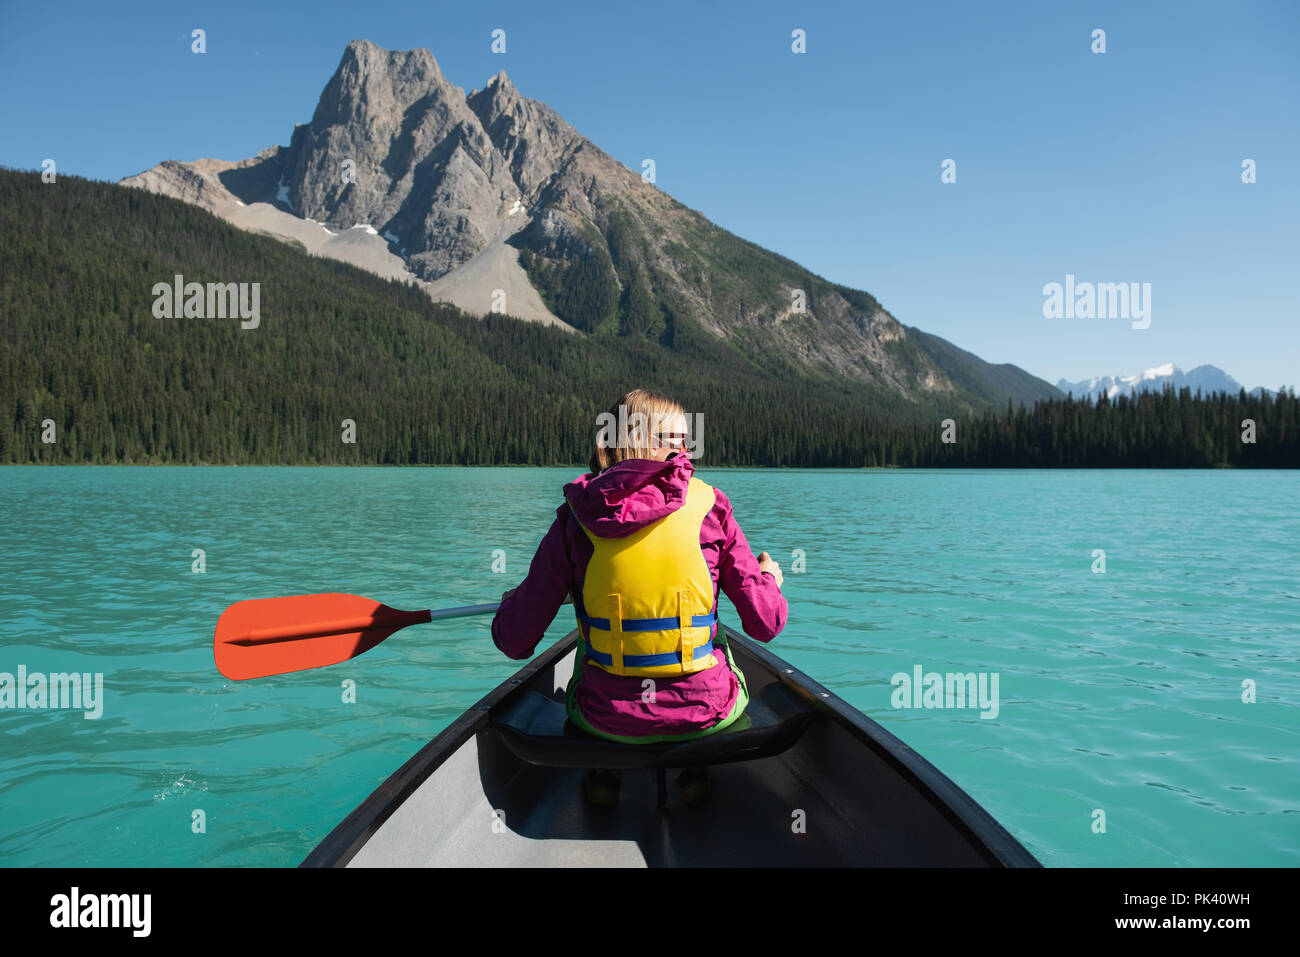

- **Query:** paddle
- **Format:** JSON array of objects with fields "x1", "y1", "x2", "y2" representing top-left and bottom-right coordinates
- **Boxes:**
[{"x1": 214, "y1": 591, "x2": 569, "y2": 680}]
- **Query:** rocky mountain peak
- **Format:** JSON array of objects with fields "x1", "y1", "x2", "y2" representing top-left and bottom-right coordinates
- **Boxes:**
[
  {"x1": 342, "y1": 38, "x2": 443, "y2": 81},
  {"x1": 281, "y1": 41, "x2": 515, "y2": 279},
  {"x1": 316, "y1": 40, "x2": 449, "y2": 124},
  {"x1": 118, "y1": 40, "x2": 1062, "y2": 407}
]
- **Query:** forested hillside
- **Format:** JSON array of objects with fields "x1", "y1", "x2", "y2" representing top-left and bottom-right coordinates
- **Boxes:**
[
  {"x1": 2, "y1": 171, "x2": 1293, "y2": 468},
  {"x1": 0, "y1": 171, "x2": 958, "y2": 466}
]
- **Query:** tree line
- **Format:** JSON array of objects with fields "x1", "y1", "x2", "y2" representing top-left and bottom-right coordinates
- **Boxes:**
[{"x1": 868, "y1": 389, "x2": 1296, "y2": 468}]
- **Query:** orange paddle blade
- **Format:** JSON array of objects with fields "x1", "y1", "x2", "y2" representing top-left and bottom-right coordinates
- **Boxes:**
[{"x1": 214, "y1": 593, "x2": 432, "y2": 680}]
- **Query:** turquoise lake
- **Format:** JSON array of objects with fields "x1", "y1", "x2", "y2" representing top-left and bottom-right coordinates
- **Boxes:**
[{"x1": 0, "y1": 466, "x2": 1296, "y2": 867}]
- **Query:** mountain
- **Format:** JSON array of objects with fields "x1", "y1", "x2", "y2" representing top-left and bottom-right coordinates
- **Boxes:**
[
  {"x1": 120, "y1": 39, "x2": 1059, "y2": 411},
  {"x1": 1056, "y1": 363, "x2": 1274, "y2": 401},
  {"x1": 906, "y1": 327, "x2": 1066, "y2": 407}
]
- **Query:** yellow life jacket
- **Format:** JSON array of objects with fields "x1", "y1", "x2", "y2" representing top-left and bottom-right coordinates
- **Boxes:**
[{"x1": 570, "y1": 475, "x2": 719, "y2": 678}]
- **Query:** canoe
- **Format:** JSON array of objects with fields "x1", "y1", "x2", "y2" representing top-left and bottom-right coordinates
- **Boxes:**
[{"x1": 301, "y1": 624, "x2": 1041, "y2": 867}]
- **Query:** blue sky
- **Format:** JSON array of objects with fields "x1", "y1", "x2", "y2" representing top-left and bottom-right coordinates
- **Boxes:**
[{"x1": 2, "y1": 0, "x2": 1296, "y2": 391}]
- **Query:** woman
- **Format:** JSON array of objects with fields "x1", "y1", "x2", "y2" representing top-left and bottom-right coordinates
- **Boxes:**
[{"x1": 491, "y1": 389, "x2": 788, "y2": 806}]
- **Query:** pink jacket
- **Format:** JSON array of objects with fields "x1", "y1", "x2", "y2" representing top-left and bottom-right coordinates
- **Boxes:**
[{"x1": 491, "y1": 452, "x2": 788, "y2": 736}]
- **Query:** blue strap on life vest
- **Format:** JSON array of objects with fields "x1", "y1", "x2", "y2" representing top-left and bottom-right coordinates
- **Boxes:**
[
  {"x1": 578, "y1": 611, "x2": 718, "y2": 631},
  {"x1": 583, "y1": 642, "x2": 718, "y2": 669},
  {"x1": 571, "y1": 587, "x2": 718, "y2": 667}
]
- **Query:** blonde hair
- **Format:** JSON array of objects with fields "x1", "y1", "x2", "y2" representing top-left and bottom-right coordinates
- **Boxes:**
[{"x1": 589, "y1": 389, "x2": 686, "y2": 474}]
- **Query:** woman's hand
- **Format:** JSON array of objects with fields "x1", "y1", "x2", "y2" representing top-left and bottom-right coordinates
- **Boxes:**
[{"x1": 756, "y1": 551, "x2": 784, "y2": 590}]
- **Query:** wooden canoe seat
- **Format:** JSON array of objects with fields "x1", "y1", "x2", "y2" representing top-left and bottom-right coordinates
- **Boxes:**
[{"x1": 482, "y1": 680, "x2": 819, "y2": 770}]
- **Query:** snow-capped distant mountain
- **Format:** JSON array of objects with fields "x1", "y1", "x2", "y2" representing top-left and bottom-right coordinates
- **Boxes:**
[{"x1": 1056, "y1": 364, "x2": 1273, "y2": 401}]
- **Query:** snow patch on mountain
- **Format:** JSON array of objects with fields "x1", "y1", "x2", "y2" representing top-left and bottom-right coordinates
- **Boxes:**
[{"x1": 275, "y1": 176, "x2": 294, "y2": 212}]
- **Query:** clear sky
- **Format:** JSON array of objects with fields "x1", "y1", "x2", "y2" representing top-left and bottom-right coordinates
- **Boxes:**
[{"x1": 2, "y1": 0, "x2": 1296, "y2": 391}]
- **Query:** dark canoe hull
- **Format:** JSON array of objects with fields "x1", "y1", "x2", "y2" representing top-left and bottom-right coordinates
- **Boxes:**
[{"x1": 302, "y1": 626, "x2": 1040, "y2": 867}]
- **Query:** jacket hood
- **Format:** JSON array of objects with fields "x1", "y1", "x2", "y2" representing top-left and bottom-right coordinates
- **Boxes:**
[{"x1": 563, "y1": 453, "x2": 694, "y2": 538}]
